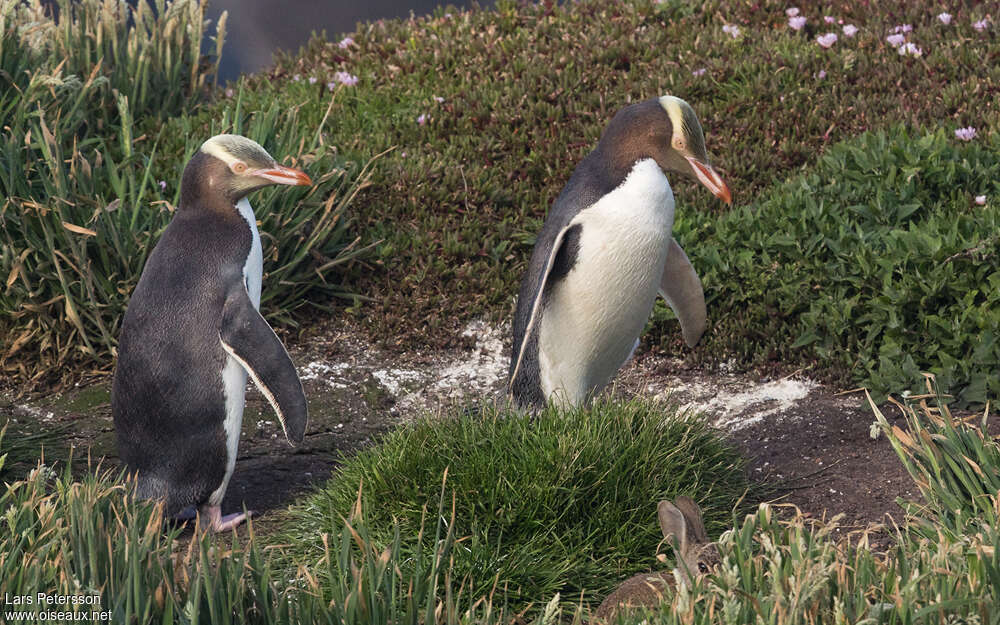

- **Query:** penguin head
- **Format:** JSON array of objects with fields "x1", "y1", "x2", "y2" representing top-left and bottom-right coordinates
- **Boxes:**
[
  {"x1": 600, "y1": 97, "x2": 731, "y2": 204},
  {"x1": 181, "y1": 134, "x2": 312, "y2": 206}
]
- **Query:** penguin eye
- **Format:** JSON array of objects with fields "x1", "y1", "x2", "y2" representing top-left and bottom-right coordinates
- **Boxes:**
[
  {"x1": 698, "y1": 563, "x2": 709, "y2": 574},
  {"x1": 232, "y1": 161, "x2": 248, "y2": 174}
]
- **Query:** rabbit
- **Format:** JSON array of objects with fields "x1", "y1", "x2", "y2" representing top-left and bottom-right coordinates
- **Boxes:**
[{"x1": 593, "y1": 497, "x2": 719, "y2": 622}]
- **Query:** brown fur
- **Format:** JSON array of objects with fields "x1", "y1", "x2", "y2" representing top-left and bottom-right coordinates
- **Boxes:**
[{"x1": 593, "y1": 497, "x2": 719, "y2": 622}]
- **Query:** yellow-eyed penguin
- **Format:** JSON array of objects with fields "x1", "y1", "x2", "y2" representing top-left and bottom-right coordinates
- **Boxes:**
[
  {"x1": 508, "y1": 96, "x2": 731, "y2": 409},
  {"x1": 112, "y1": 134, "x2": 312, "y2": 531}
]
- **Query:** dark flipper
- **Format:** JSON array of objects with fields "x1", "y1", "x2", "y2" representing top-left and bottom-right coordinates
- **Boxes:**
[{"x1": 219, "y1": 289, "x2": 308, "y2": 444}]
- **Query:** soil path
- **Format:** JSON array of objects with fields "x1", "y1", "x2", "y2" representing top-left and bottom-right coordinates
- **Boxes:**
[{"x1": 1, "y1": 319, "x2": 917, "y2": 537}]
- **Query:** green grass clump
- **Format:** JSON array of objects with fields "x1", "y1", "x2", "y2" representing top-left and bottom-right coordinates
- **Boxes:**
[
  {"x1": 0, "y1": 1, "x2": 369, "y2": 383},
  {"x1": 870, "y1": 376, "x2": 1000, "y2": 540},
  {"x1": 670, "y1": 128, "x2": 1000, "y2": 405},
  {"x1": 622, "y1": 502, "x2": 1000, "y2": 624},
  {"x1": 0, "y1": 432, "x2": 509, "y2": 624},
  {"x1": 282, "y1": 399, "x2": 747, "y2": 609},
  {"x1": 607, "y1": 387, "x2": 1000, "y2": 624}
]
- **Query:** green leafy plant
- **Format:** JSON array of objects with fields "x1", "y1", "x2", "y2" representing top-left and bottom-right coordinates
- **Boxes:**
[{"x1": 678, "y1": 129, "x2": 1000, "y2": 405}]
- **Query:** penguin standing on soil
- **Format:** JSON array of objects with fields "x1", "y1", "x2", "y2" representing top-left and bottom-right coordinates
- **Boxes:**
[
  {"x1": 112, "y1": 135, "x2": 312, "y2": 531},
  {"x1": 508, "y1": 96, "x2": 732, "y2": 409}
]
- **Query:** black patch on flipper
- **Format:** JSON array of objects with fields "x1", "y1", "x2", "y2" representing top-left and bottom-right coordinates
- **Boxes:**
[
  {"x1": 220, "y1": 288, "x2": 308, "y2": 444},
  {"x1": 508, "y1": 224, "x2": 583, "y2": 409},
  {"x1": 547, "y1": 224, "x2": 582, "y2": 284}
]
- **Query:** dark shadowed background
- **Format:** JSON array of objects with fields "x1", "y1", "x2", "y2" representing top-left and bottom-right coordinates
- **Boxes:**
[{"x1": 206, "y1": 1, "x2": 488, "y2": 82}]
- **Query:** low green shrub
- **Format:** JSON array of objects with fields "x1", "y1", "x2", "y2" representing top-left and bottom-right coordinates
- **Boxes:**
[
  {"x1": 283, "y1": 399, "x2": 747, "y2": 610},
  {"x1": 673, "y1": 128, "x2": 1000, "y2": 405}
]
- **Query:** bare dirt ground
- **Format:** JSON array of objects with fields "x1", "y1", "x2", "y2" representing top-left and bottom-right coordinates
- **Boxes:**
[{"x1": 1, "y1": 317, "x2": 919, "y2": 541}]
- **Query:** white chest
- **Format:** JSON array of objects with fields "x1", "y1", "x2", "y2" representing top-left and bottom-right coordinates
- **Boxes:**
[
  {"x1": 211, "y1": 198, "x2": 263, "y2": 505},
  {"x1": 538, "y1": 159, "x2": 675, "y2": 406},
  {"x1": 236, "y1": 197, "x2": 263, "y2": 309}
]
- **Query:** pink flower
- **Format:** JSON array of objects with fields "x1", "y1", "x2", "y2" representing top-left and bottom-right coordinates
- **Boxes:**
[
  {"x1": 293, "y1": 74, "x2": 301, "y2": 82},
  {"x1": 892, "y1": 24, "x2": 913, "y2": 33},
  {"x1": 886, "y1": 33, "x2": 906, "y2": 47},
  {"x1": 338, "y1": 37, "x2": 355, "y2": 49},
  {"x1": 332, "y1": 71, "x2": 358, "y2": 87},
  {"x1": 417, "y1": 113, "x2": 428, "y2": 125},
  {"x1": 898, "y1": 42, "x2": 923, "y2": 57},
  {"x1": 722, "y1": 24, "x2": 740, "y2": 38},
  {"x1": 975, "y1": 195, "x2": 987, "y2": 205},
  {"x1": 938, "y1": 13, "x2": 952, "y2": 25},
  {"x1": 973, "y1": 18, "x2": 989, "y2": 32},
  {"x1": 786, "y1": 7, "x2": 800, "y2": 17},
  {"x1": 955, "y1": 127, "x2": 977, "y2": 141},
  {"x1": 816, "y1": 32, "x2": 838, "y2": 48},
  {"x1": 692, "y1": 68, "x2": 707, "y2": 76},
  {"x1": 789, "y1": 16, "x2": 806, "y2": 30},
  {"x1": 824, "y1": 15, "x2": 836, "y2": 24},
  {"x1": 224, "y1": 88, "x2": 234, "y2": 98},
  {"x1": 158, "y1": 180, "x2": 167, "y2": 191},
  {"x1": 308, "y1": 76, "x2": 317, "y2": 84},
  {"x1": 433, "y1": 96, "x2": 445, "y2": 103},
  {"x1": 816, "y1": 69, "x2": 827, "y2": 79},
  {"x1": 842, "y1": 24, "x2": 858, "y2": 37}
]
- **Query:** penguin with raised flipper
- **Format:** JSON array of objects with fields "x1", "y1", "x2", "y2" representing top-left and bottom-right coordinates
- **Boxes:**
[
  {"x1": 112, "y1": 134, "x2": 312, "y2": 531},
  {"x1": 509, "y1": 96, "x2": 732, "y2": 409}
]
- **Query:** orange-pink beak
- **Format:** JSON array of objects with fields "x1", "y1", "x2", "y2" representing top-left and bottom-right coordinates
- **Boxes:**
[
  {"x1": 252, "y1": 164, "x2": 313, "y2": 187},
  {"x1": 686, "y1": 157, "x2": 732, "y2": 204}
]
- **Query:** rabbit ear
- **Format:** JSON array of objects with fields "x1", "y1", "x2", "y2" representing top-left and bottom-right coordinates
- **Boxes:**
[
  {"x1": 672, "y1": 496, "x2": 710, "y2": 544},
  {"x1": 657, "y1": 500, "x2": 688, "y2": 550}
]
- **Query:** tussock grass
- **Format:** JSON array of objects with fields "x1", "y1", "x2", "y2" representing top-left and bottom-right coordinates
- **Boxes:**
[
  {"x1": 6, "y1": 393, "x2": 1000, "y2": 623},
  {"x1": 870, "y1": 375, "x2": 1000, "y2": 539},
  {"x1": 0, "y1": 1, "x2": 369, "y2": 384},
  {"x1": 623, "y1": 502, "x2": 1000, "y2": 624},
  {"x1": 282, "y1": 399, "x2": 747, "y2": 609},
  {"x1": 0, "y1": 429, "x2": 508, "y2": 624},
  {"x1": 600, "y1": 387, "x2": 1000, "y2": 623}
]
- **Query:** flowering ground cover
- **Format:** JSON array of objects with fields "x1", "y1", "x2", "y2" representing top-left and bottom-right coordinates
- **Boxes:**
[{"x1": 262, "y1": 0, "x2": 998, "y2": 404}]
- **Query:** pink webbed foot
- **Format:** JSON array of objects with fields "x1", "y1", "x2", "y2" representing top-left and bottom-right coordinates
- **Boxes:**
[{"x1": 198, "y1": 505, "x2": 253, "y2": 532}]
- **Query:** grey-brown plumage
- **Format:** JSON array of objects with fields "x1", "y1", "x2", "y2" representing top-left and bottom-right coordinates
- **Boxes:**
[{"x1": 112, "y1": 134, "x2": 312, "y2": 532}]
